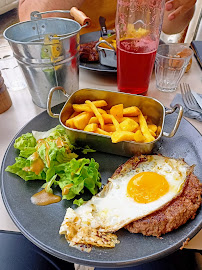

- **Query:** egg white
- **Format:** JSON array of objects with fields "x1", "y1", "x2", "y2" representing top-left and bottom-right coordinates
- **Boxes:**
[{"x1": 60, "y1": 155, "x2": 190, "y2": 248}]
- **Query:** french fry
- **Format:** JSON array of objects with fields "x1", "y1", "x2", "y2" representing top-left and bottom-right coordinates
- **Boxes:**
[
  {"x1": 110, "y1": 115, "x2": 120, "y2": 131},
  {"x1": 111, "y1": 130, "x2": 135, "y2": 143},
  {"x1": 148, "y1": 124, "x2": 157, "y2": 133},
  {"x1": 102, "y1": 114, "x2": 113, "y2": 124},
  {"x1": 119, "y1": 118, "x2": 139, "y2": 132},
  {"x1": 148, "y1": 124, "x2": 157, "y2": 137},
  {"x1": 103, "y1": 124, "x2": 116, "y2": 132},
  {"x1": 138, "y1": 112, "x2": 155, "y2": 142},
  {"x1": 111, "y1": 40, "x2": 116, "y2": 50},
  {"x1": 121, "y1": 116, "x2": 139, "y2": 123},
  {"x1": 156, "y1": 126, "x2": 162, "y2": 136},
  {"x1": 95, "y1": 128, "x2": 111, "y2": 136},
  {"x1": 98, "y1": 108, "x2": 107, "y2": 114},
  {"x1": 69, "y1": 111, "x2": 80, "y2": 119},
  {"x1": 73, "y1": 104, "x2": 92, "y2": 112},
  {"x1": 65, "y1": 118, "x2": 75, "y2": 129},
  {"x1": 88, "y1": 116, "x2": 99, "y2": 124},
  {"x1": 110, "y1": 104, "x2": 123, "y2": 119},
  {"x1": 72, "y1": 100, "x2": 107, "y2": 113},
  {"x1": 72, "y1": 105, "x2": 107, "y2": 114},
  {"x1": 84, "y1": 123, "x2": 98, "y2": 132},
  {"x1": 133, "y1": 130, "x2": 145, "y2": 142},
  {"x1": 92, "y1": 100, "x2": 108, "y2": 107},
  {"x1": 85, "y1": 100, "x2": 104, "y2": 129},
  {"x1": 72, "y1": 112, "x2": 93, "y2": 130},
  {"x1": 148, "y1": 129, "x2": 156, "y2": 137},
  {"x1": 123, "y1": 106, "x2": 140, "y2": 116}
]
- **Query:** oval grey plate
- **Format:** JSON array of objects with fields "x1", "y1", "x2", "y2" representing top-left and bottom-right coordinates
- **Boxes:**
[{"x1": 1, "y1": 103, "x2": 202, "y2": 268}]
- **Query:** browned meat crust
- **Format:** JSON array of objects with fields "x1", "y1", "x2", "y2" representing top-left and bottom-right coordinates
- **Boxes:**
[
  {"x1": 111, "y1": 155, "x2": 148, "y2": 179},
  {"x1": 79, "y1": 41, "x2": 99, "y2": 62},
  {"x1": 111, "y1": 155, "x2": 202, "y2": 237},
  {"x1": 125, "y1": 172, "x2": 202, "y2": 237}
]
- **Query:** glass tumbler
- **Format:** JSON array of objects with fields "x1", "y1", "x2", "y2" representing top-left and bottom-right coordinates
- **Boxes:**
[
  {"x1": 155, "y1": 44, "x2": 193, "y2": 92},
  {"x1": 0, "y1": 56, "x2": 27, "y2": 91},
  {"x1": 116, "y1": 0, "x2": 165, "y2": 95}
]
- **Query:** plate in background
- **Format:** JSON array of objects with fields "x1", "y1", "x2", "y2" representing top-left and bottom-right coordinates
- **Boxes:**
[
  {"x1": 79, "y1": 32, "x2": 165, "y2": 73},
  {"x1": 79, "y1": 31, "x2": 117, "y2": 73}
]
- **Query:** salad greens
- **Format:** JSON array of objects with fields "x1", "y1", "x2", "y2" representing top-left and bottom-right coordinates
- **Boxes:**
[{"x1": 6, "y1": 125, "x2": 101, "y2": 205}]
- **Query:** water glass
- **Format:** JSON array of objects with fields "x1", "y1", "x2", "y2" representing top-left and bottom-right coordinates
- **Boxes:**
[
  {"x1": 155, "y1": 44, "x2": 193, "y2": 92},
  {"x1": 0, "y1": 56, "x2": 27, "y2": 91}
]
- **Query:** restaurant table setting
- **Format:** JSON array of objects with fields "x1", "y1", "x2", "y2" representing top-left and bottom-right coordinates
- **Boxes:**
[{"x1": 0, "y1": 1, "x2": 202, "y2": 268}]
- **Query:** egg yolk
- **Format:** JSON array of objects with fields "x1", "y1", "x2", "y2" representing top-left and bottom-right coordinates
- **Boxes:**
[{"x1": 127, "y1": 172, "x2": 169, "y2": 203}]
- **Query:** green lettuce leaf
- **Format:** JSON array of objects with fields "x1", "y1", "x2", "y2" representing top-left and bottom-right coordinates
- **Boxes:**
[
  {"x1": 19, "y1": 147, "x2": 36, "y2": 158},
  {"x1": 56, "y1": 149, "x2": 78, "y2": 164},
  {"x1": 33, "y1": 125, "x2": 74, "y2": 151},
  {"x1": 5, "y1": 157, "x2": 45, "y2": 181},
  {"x1": 14, "y1": 133, "x2": 36, "y2": 150},
  {"x1": 42, "y1": 174, "x2": 57, "y2": 194},
  {"x1": 73, "y1": 198, "x2": 85, "y2": 206},
  {"x1": 6, "y1": 125, "x2": 101, "y2": 203},
  {"x1": 56, "y1": 158, "x2": 101, "y2": 201},
  {"x1": 82, "y1": 145, "x2": 96, "y2": 155},
  {"x1": 14, "y1": 133, "x2": 36, "y2": 158}
]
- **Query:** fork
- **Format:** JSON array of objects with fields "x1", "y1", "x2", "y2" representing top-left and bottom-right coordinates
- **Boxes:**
[{"x1": 180, "y1": 83, "x2": 202, "y2": 114}]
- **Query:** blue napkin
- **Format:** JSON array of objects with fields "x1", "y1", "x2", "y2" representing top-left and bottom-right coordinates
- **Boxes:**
[{"x1": 170, "y1": 93, "x2": 202, "y2": 122}]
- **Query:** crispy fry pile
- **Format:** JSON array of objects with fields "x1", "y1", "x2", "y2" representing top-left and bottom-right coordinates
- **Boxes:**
[{"x1": 64, "y1": 100, "x2": 161, "y2": 143}]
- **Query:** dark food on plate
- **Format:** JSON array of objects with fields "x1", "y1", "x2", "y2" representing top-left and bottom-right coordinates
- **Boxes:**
[
  {"x1": 59, "y1": 155, "x2": 201, "y2": 252},
  {"x1": 79, "y1": 41, "x2": 99, "y2": 62}
]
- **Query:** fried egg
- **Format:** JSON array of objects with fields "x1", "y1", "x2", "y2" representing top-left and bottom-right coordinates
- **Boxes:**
[{"x1": 59, "y1": 155, "x2": 190, "y2": 251}]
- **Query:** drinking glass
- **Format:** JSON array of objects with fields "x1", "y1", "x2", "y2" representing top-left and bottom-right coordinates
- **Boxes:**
[
  {"x1": 155, "y1": 44, "x2": 193, "y2": 92},
  {"x1": 116, "y1": 0, "x2": 165, "y2": 95},
  {"x1": 0, "y1": 54, "x2": 27, "y2": 91}
]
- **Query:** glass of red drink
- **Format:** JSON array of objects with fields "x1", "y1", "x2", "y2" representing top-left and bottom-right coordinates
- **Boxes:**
[{"x1": 116, "y1": 0, "x2": 165, "y2": 95}]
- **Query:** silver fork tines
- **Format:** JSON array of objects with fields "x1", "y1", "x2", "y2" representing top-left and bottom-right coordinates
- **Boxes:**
[{"x1": 180, "y1": 83, "x2": 202, "y2": 114}]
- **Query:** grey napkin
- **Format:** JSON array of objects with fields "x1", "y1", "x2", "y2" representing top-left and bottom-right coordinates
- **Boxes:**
[{"x1": 170, "y1": 93, "x2": 202, "y2": 122}]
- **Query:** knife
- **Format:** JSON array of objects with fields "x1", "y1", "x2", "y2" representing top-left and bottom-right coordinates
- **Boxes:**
[
  {"x1": 191, "y1": 91, "x2": 202, "y2": 109},
  {"x1": 99, "y1": 16, "x2": 108, "y2": 37}
]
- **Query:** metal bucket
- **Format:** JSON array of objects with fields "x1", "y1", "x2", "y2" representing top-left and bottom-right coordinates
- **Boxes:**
[{"x1": 3, "y1": 8, "x2": 90, "y2": 108}]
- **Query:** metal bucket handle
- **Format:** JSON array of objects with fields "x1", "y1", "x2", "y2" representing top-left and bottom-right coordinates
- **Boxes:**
[
  {"x1": 47, "y1": 86, "x2": 69, "y2": 118},
  {"x1": 30, "y1": 7, "x2": 91, "y2": 40},
  {"x1": 163, "y1": 104, "x2": 183, "y2": 138}
]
